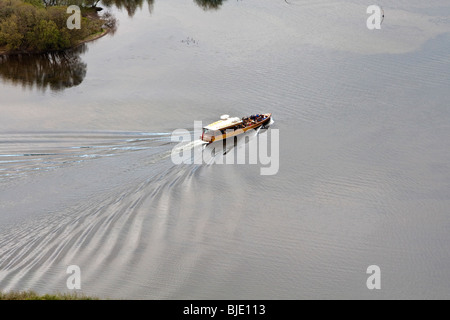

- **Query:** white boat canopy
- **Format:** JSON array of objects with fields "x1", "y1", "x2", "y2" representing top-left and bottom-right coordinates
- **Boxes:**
[{"x1": 204, "y1": 117, "x2": 242, "y2": 131}]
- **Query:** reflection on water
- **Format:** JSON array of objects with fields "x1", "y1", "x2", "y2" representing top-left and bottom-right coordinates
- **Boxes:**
[
  {"x1": 0, "y1": 44, "x2": 87, "y2": 92},
  {"x1": 102, "y1": 0, "x2": 155, "y2": 16},
  {"x1": 101, "y1": 0, "x2": 226, "y2": 15},
  {"x1": 194, "y1": 0, "x2": 227, "y2": 10}
]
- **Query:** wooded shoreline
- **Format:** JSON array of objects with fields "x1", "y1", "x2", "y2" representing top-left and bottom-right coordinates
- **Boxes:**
[
  {"x1": 0, "y1": 0, "x2": 115, "y2": 55},
  {"x1": 0, "y1": 28, "x2": 109, "y2": 55}
]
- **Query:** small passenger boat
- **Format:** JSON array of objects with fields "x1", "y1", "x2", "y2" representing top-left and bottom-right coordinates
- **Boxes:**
[{"x1": 201, "y1": 113, "x2": 272, "y2": 144}]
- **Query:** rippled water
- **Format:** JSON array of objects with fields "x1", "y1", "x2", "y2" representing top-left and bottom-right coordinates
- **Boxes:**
[{"x1": 1, "y1": 0, "x2": 450, "y2": 299}]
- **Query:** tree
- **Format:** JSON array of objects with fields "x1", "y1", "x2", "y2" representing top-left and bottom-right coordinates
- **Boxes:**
[
  {"x1": 0, "y1": 16, "x2": 24, "y2": 50},
  {"x1": 32, "y1": 20, "x2": 62, "y2": 51}
]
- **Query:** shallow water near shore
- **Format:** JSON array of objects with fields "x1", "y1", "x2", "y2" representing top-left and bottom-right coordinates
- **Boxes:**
[{"x1": 1, "y1": 0, "x2": 450, "y2": 299}]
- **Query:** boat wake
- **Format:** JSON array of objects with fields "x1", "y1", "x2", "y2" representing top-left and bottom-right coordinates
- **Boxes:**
[
  {"x1": 0, "y1": 124, "x2": 275, "y2": 298},
  {"x1": 0, "y1": 131, "x2": 172, "y2": 183},
  {"x1": 0, "y1": 130, "x2": 203, "y2": 297}
]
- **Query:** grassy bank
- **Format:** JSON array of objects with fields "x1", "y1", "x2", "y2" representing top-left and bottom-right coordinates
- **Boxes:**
[{"x1": 0, "y1": 290, "x2": 99, "y2": 300}]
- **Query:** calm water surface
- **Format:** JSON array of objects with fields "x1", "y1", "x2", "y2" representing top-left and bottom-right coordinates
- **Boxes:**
[{"x1": 1, "y1": 0, "x2": 450, "y2": 299}]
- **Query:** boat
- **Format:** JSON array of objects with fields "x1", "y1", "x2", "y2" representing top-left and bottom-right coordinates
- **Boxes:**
[{"x1": 201, "y1": 113, "x2": 272, "y2": 144}]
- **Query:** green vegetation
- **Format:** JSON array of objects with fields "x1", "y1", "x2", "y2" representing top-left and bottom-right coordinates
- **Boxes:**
[
  {"x1": 0, "y1": 290, "x2": 99, "y2": 300},
  {"x1": 0, "y1": 0, "x2": 114, "y2": 53}
]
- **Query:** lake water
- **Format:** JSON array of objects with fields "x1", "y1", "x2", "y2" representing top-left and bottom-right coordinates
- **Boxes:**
[{"x1": 1, "y1": 0, "x2": 450, "y2": 299}]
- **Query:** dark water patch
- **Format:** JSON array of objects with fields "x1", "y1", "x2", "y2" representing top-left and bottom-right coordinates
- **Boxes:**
[{"x1": 0, "y1": 45, "x2": 88, "y2": 92}]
